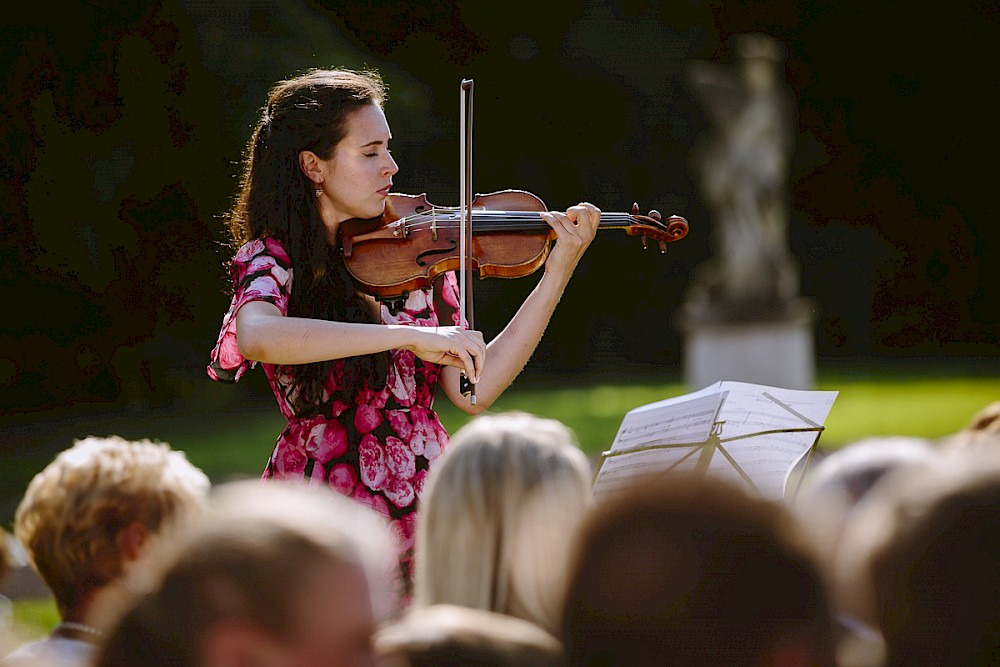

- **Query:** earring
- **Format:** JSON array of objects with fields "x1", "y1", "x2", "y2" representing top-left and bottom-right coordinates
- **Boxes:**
[{"x1": 315, "y1": 186, "x2": 323, "y2": 199}]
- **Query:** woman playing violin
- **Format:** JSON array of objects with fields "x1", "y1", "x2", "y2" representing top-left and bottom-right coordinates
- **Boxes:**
[{"x1": 207, "y1": 68, "x2": 599, "y2": 592}]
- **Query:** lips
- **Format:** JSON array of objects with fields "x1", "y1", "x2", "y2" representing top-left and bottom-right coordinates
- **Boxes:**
[{"x1": 378, "y1": 184, "x2": 392, "y2": 196}]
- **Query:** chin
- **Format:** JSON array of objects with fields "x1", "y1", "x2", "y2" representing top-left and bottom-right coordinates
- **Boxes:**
[{"x1": 347, "y1": 204, "x2": 385, "y2": 222}]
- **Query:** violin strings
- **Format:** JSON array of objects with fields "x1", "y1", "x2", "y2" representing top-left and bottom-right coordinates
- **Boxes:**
[{"x1": 397, "y1": 211, "x2": 662, "y2": 234}]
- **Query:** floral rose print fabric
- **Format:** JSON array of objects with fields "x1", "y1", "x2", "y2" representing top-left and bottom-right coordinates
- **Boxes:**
[{"x1": 208, "y1": 237, "x2": 462, "y2": 582}]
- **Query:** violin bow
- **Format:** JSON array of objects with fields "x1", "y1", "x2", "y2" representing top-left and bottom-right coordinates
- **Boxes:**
[{"x1": 459, "y1": 78, "x2": 476, "y2": 404}]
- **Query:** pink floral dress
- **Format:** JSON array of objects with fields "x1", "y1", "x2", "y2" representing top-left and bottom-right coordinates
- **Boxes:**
[{"x1": 207, "y1": 237, "x2": 461, "y2": 584}]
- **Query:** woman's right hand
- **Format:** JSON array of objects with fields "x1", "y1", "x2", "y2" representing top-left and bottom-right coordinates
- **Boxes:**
[{"x1": 402, "y1": 326, "x2": 485, "y2": 383}]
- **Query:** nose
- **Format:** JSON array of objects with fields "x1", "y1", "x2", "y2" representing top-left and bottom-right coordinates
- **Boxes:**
[{"x1": 384, "y1": 152, "x2": 399, "y2": 177}]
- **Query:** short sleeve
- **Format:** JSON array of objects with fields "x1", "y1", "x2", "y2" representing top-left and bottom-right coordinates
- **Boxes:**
[{"x1": 207, "y1": 237, "x2": 293, "y2": 383}]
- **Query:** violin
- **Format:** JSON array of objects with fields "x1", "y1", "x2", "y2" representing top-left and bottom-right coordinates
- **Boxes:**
[
  {"x1": 340, "y1": 188, "x2": 689, "y2": 300},
  {"x1": 343, "y1": 79, "x2": 689, "y2": 405}
]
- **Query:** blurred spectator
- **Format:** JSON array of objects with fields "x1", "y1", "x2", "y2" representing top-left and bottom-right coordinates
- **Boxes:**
[
  {"x1": 0, "y1": 527, "x2": 9, "y2": 585},
  {"x1": 562, "y1": 473, "x2": 836, "y2": 667},
  {"x1": 793, "y1": 436, "x2": 940, "y2": 568},
  {"x1": 941, "y1": 400, "x2": 1000, "y2": 453},
  {"x1": 835, "y1": 449, "x2": 1000, "y2": 666},
  {"x1": 413, "y1": 412, "x2": 591, "y2": 635},
  {"x1": 95, "y1": 479, "x2": 396, "y2": 667},
  {"x1": 374, "y1": 604, "x2": 564, "y2": 667},
  {"x1": 793, "y1": 436, "x2": 941, "y2": 666},
  {"x1": 2, "y1": 436, "x2": 209, "y2": 667},
  {"x1": 0, "y1": 528, "x2": 13, "y2": 649}
]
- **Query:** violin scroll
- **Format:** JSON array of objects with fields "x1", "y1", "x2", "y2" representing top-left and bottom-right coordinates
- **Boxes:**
[{"x1": 628, "y1": 202, "x2": 689, "y2": 252}]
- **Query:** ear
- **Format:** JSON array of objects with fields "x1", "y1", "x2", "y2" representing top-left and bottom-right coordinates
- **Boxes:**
[
  {"x1": 299, "y1": 150, "x2": 324, "y2": 185},
  {"x1": 116, "y1": 521, "x2": 149, "y2": 563}
]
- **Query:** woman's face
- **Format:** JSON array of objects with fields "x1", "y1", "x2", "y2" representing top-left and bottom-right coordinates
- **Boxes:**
[{"x1": 315, "y1": 103, "x2": 399, "y2": 236}]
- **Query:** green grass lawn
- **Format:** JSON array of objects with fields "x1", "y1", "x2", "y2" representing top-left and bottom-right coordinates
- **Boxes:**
[
  {"x1": 166, "y1": 371, "x2": 1000, "y2": 481},
  {"x1": 8, "y1": 364, "x2": 996, "y2": 489},
  {"x1": 4, "y1": 363, "x2": 998, "y2": 641}
]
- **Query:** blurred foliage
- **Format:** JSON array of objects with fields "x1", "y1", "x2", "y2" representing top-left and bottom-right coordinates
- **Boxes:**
[{"x1": 1, "y1": 0, "x2": 997, "y2": 416}]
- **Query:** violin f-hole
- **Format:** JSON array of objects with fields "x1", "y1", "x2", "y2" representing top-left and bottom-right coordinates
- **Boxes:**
[{"x1": 416, "y1": 240, "x2": 458, "y2": 267}]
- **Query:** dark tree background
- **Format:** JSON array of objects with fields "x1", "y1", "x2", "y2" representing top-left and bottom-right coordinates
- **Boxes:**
[{"x1": 2, "y1": 0, "x2": 997, "y2": 416}]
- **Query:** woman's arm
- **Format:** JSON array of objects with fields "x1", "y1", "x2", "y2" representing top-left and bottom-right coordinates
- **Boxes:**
[
  {"x1": 235, "y1": 301, "x2": 485, "y2": 379},
  {"x1": 440, "y1": 203, "x2": 601, "y2": 414}
]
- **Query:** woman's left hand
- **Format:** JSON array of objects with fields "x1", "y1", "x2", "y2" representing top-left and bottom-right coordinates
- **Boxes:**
[{"x1": 540, "y1": 202, "x2": 601, "y2": 278}]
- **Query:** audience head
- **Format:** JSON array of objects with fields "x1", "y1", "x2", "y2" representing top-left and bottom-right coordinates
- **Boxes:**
[
  {"x1": 414, "y1": 411, "x2": 592, "y2": 634},
  {"x1": 13, "y1": 435, "x2": 210, "y2": 619},
  {"x1": 562, "y1": 473, "x2": 836, "y2": 667},
  {"x1": 835, "y1": 450, "x2": 1000, "y2": 666},
  {"x1": 95, "y1": 479, "x2": 396, "y2": 667},
  {"x1": 0, "y1": 526, "x2": 11, "y2": 638},
  {"x1": 0, "y1": 526, "x2": 11, "y2": 586},
  {"x1": 793, "y1": 436, "x2": 940, "y2": 568},
  {"x1": 942, "y1": 400, "x2": 1000, "y2": 452},
  {"x1": 374, "y1": 604, "x2": 564, "y2": 667}
]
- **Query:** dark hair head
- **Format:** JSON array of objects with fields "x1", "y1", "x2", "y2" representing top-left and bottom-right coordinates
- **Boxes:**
[
  {"x1": 226, "y1": 69, "x2": 389, "y2": 412},
  {"x1": 97, "y1": 523, "x2": 337, "y2": 667},
  {"x1": 227, "y1": 68, "x2": 385, "y2": 248},
  {"x1": 95, "y1": 480, "x2": 395, "y2": 667},
  {"x1": 562, "y1": 474, "x2": 836, "y2": 667},
  {"x1": 375, "y1": 604, "x2": 565, "y2": 667}
]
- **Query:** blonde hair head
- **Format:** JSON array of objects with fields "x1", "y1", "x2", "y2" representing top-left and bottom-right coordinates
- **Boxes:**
[
  {"x1": 14, "y1": 435, "x2": 210, "y2": 614},
  {"x1": 0, "y1": 526, "x2": 12, "y2": 584},
  {"x1": 942, "y1": 400, "x2": 1000, "y2": 452},
  {"x1": 413, "y1": 412, "x2": 592, "y2": 634}
]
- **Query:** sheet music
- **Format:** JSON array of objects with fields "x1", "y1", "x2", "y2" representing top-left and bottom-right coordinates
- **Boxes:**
[
  {"x1": 712, "y1": 381, "x2": 838, "y2": 437},
  {"x1": 593, "y1": 381, "x2": 838, "y2": 501},
  {"x1": 706, "y1": 437, "x2": 814, "y2": 498},
  {"x1": 608, "y1": 392, "x2": 723, "y2": 453},
  {"x1": 592, "y1": 445, "x2": 703, "y2": 501}
]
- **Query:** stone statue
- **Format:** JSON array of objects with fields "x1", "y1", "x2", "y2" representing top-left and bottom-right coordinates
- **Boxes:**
[{"x1": 685, "y1": 32, "x2": 800, "y2": 321}]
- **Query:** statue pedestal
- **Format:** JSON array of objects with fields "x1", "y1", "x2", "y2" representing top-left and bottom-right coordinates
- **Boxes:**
[{"x1": 680, "y1": 309, "x2": 815, "y2": 390}]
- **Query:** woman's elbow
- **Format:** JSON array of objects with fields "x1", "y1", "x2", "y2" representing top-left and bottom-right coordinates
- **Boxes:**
[
  {"x1": 236, "y1": 332, "x2": 267, "y2": 362},
  {"x1": 235, "y1": 316, "x2": 272, "y2": 362}
]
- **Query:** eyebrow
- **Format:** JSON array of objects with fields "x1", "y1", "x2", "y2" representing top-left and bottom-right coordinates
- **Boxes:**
[{"x1": 359, "y1": 133, "x2": 391, "y2": 149}]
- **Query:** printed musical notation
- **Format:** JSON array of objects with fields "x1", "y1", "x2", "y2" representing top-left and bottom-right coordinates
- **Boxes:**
[
  {"x1": 593, "y1": 381, "x2": 839, "y2": 501},
  {"x1": 609, "y1": 392, "x2": 724, "y2": 453}
]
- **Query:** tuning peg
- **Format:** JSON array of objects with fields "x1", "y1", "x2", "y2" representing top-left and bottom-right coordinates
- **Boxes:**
[
  {"x1": 631, "y1": 202, "x2": 640, "y2": 215},
  {"x1": 649, "y1": 209, "x2": 662, "y2": 222},
  {"x1": 641, "y1": 237, "x2": 648, "y2": 250},
  {"x1": 658, "y1": 240, "x2": 668, "y2": 253}
]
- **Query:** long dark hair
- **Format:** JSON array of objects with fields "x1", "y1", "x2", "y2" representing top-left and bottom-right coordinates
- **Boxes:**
[{"x1": 226, "y1": 69, "x2": 390, "y2": 414}]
